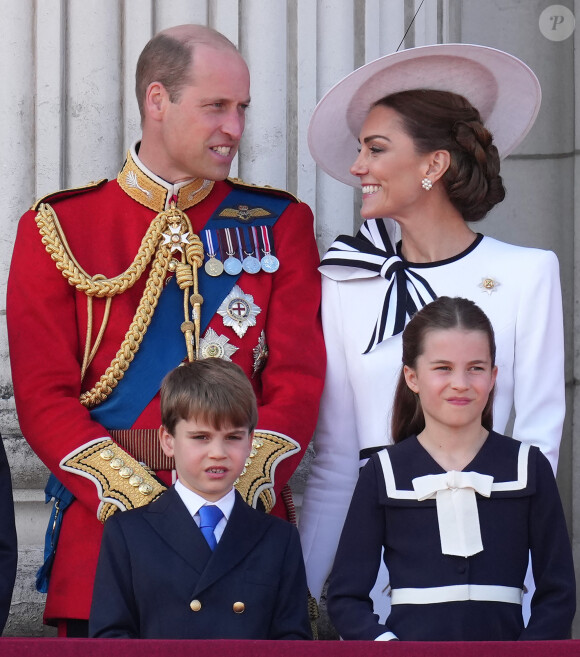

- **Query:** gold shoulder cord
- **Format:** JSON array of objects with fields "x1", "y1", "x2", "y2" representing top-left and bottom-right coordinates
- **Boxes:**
[{"x1": 35, "y1": 202, "x2": 204, "y2": 408}]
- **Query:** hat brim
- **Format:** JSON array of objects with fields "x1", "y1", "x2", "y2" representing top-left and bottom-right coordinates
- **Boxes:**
[{"x1": 308, "y1": 44, "x2": 541, "y2": 187}]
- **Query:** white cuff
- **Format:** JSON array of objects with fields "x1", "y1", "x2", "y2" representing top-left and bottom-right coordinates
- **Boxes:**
[{"x1": 375, "y1": 631, "x2": 398, "y2": 641}]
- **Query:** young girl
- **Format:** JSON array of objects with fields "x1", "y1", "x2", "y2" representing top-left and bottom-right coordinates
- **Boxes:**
[{"x1": 327, "y1": 296, "x2": 575, "y2": 641}]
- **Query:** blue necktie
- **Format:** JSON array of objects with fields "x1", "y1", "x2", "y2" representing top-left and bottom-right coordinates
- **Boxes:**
[{"x1": 199, "y1": 505, "x2": 223, "y2": 551}]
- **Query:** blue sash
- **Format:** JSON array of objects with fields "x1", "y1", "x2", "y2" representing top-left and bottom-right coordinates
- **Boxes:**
[{"x1": 90, "y1": 187, "x2": 290, "y2": 428}]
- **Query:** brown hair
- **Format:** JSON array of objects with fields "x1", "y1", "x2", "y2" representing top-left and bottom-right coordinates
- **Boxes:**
[
  {"x1": 135, "y1": 25, "x2": 238, "y2": 120},
  {"x1": 391, "y1": 296, "x2": 496, "y2": 442},
  {"x1": 374, "y1": 89, "x2": 506, "y2": 222},
  {"x1": 160, "y1": 359, "x2": 258, "y2": 435}
]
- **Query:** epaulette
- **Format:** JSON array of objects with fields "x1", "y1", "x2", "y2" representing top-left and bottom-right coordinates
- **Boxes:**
[
  {"x1": 227, "y1": 177, "x2": 301, "y2": 203},
  {"x1": 32, "y1": 178, "x2": 108, "y2": 211}
]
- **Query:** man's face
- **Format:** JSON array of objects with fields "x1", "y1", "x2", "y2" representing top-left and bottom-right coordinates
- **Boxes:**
[{"x1": 156, "y1": 44, "x2": 250, "y2": 183}]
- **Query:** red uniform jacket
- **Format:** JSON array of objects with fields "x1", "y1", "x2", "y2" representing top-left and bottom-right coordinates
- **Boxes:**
[{"x1": 7, "y1": 157, "x2": 325, "y2": 623}]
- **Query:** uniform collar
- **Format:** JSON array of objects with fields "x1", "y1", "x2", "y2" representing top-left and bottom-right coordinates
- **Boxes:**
[{"x1": 117, "y1": 142, "x2": 215, "y2": 212}]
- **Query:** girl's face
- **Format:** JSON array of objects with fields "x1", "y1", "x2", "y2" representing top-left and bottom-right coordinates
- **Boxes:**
[
  {"x1": 404, "y1": 328, "x2": 497, "y2": 434},
  {"x1": 350, "y1": 105, "x2": 433, "y2": 221}
]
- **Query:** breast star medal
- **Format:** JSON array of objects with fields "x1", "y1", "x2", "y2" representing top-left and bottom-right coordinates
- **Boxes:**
[
  {"x1": 217, "y1": 285, "x2": 261, "y2": 338},
  {"x1": 199, "y1": 328, "x2": 239, "y2": 361},
  {"x1": 478, "y1": 277, "x2": 501, "y2": 295},
  {"x1": 252, "y1": 330, "x2": 268, "y2": 377}
]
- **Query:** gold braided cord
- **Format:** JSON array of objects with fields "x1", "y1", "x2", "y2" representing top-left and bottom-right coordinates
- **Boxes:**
[
  {"x1": 175, "y1": 262, "x2": 194, "y2": 288},
  {"x1": 36, "y1": 201, "x2": 204, "y2": 408},
  {"x1": 83, "y1": 295, "x2": 113, "y2": 379},
  {"x1": 185, "y1": 223, "x2": 205, "y2": 361},
  {"x1": 81, "y1": 277, "x2": 113, "y2": 380},
  {"x1": 79, "y1": 245, "x2": 172, "y2": 408},
  {"x1": 185, "y1": 235, "x2": 204, "y2": 270},
  {"x1": 35, "y1": 203, "x2": 168, "y2": 298},
  {"x1": 81, "y1": 295, "x2": 94, "y2": 382},
  {"x1": 175, "y1": 214, "x2": 205, "y2": 362}
]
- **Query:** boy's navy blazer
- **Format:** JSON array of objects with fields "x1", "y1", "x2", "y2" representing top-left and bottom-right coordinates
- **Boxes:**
[{"x1": 89, "y1": 485, "x2": 311, "y2": 639}]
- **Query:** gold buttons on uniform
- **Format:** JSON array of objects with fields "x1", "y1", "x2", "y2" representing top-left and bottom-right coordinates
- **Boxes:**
[
  {"x1": 233, "y1": 601, "x2": 245, "y2": 614},
  {"x1": 129, "y1": 474, "x2": 143, "y2": 487},
  {"x1": 190, "y1": 599, "x2": 202, "y2": 612},
  {"x1": 139, "y1": 482, "x2": 153, "y2": 495}
]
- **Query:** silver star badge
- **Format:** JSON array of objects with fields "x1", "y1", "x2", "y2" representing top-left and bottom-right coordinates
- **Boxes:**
[
  {"x1": 478, "y1": 277, "x2": 501, "y2": 295},
  {"x1": 199, "y1": 328, "x2": 238, "y2": 361},
  {"x1": 217, "y1": 285, "x2": 261, "y2": 338}
]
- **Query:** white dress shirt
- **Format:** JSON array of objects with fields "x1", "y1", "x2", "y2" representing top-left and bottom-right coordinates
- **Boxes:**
[{"x1": 174, "y1": 480, "x2": 236, "y2": 544}]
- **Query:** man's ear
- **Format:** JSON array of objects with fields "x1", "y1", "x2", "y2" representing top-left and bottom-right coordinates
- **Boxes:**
[
  {"x1": 143, "y1": 81, "x2": 169, "y2": 122},
  {"x1": 159, "y1": 425, "x2": 175, "y2": 458}
]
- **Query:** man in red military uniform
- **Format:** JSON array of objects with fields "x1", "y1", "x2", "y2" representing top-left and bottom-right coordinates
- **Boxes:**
[{"x1": 7, "y1": 24, "x2": 324, "y2": 635}]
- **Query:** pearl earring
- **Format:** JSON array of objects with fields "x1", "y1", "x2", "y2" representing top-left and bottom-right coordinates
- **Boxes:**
[{"x1": 421, "y1": 177, "x2": 433, "y2": 191}]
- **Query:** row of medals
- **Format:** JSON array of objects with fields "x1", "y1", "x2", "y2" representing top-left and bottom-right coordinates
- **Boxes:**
[{"x1": 205, "y1": 251, "x2": 279, "y2": 277}]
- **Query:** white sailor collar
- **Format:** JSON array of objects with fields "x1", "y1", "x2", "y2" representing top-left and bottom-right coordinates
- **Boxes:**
[{"x1": 377, "y1": 432, "x2": 533, "y2": 502}]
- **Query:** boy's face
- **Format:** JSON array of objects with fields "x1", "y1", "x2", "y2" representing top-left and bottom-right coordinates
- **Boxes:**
[{"x1": 159, "y1": 417, "x2": 253, "y2": 501}]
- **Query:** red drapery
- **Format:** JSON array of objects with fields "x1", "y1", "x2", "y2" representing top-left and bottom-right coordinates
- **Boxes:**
[{"x1": 0, "y1": 638, "x2": 578, "y2": 656}]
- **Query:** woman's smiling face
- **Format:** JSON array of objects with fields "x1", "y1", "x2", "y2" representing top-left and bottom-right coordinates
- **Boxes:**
[{"x1": 350, "y1": 105, "x2": 434, "y2": 221}]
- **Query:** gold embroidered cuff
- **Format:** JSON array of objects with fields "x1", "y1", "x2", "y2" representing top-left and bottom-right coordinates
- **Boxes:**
[
  {"x1": 235, "y1": 431, "x2": 300, "y2": 513},
  {"x1": 59, "y1": 438, "x2": 167, "y2": 523}
]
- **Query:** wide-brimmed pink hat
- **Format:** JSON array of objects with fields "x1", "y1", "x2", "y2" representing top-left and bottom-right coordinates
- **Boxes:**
[{"x1": 308, "y1": 43, "x2": 541, "y2": 186}]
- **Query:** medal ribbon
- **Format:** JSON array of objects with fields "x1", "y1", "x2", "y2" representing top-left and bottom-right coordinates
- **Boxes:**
[
  {"x1": 205, "y1": 229, "x2": 218, "y2": 258},
  {"x1": 224, "y1": 227, "x2": 236, "y2": 256},
  {"x1": 251, "y1": 226, "x2": 261, "y2": 259},
  {"x1": 217, "y1": 230, "x2": 226, "y2": 258},
  {"x1": 239, "y1": 226, "x2": 253, "y2": 256},
  {"x1": 259, "y1": 225, "x2": 276, "y2": 256},
  {"x1": 235, "y1": 227, "x2": 245, "y2": 260}
]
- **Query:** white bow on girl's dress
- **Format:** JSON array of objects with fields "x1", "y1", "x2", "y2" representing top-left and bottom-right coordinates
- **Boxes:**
[{"x1": 412, "y1": 471, "x2": 494, "y2": 557}]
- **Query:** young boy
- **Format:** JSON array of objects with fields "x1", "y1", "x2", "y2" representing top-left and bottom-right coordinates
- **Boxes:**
[{"x1": 89, "y1": 359, "x2": 312, "y2": 639}]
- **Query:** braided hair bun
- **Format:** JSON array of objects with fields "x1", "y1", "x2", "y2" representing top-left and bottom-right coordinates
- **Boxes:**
[{"x1": 375, "y1": 89, "x2": 506, "y2": 222}]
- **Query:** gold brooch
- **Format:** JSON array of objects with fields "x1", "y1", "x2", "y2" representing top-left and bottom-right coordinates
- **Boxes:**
[{"x1": 478, "y1": 277, "x2": 501, "y2": 295}]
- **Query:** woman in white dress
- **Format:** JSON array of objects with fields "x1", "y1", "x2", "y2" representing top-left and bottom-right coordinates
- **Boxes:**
[{"x1": 298, "y1": 44, "x2": 564, "y2": 624}]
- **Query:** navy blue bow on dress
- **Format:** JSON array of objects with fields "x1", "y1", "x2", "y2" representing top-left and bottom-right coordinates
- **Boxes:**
[
  {"x1": 199, "y1": 504, "x2": 223, "y2": 551},
  {"x1": 319, "y1": 219, "x2": 437, "y2": 353}
]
